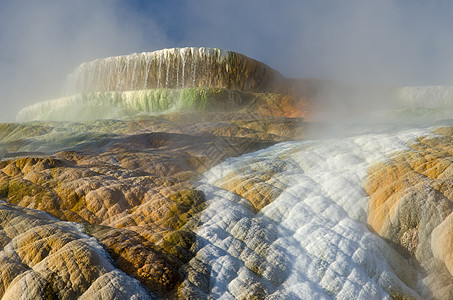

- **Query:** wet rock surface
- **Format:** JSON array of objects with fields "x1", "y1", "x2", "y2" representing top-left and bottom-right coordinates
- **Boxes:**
[{"x1": 367, "y1": 127, "x2": 453, "y2": 299}]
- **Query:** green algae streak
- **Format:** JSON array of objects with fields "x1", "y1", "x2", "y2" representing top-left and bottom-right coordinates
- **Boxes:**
[{"x1": 17, "y1": 88, "x2": 253, "y2": 122}]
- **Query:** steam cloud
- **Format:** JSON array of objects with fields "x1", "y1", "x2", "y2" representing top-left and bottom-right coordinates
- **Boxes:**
[{"x1": 2, "y1": 0, "x2": 453, "y2": 122}]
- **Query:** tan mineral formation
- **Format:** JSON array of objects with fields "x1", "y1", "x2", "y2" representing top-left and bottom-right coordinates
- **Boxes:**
[
  {"x1": 0, "y1": 200, "x2": 153, "y2": 299},
  {"x1": 367, "y1": 127, "x2": 453, "y2": 299}
]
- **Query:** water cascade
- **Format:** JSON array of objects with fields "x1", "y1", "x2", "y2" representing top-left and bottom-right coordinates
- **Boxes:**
[
  {"x1": 63, "y1": 47, "x2": 286, "y2": 94},
  {"x1": 17, "y1": 47, "x2": 302, "y2": 122}
]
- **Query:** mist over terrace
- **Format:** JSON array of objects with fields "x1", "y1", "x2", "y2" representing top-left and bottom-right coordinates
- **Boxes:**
[{"x1": 3, "y1": 1, "x2": 453, "y2": 122}]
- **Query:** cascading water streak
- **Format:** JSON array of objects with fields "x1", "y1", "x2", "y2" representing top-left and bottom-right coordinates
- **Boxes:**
[{"x1": 61, "y1": 47, "x2": 285, "y2": 96}]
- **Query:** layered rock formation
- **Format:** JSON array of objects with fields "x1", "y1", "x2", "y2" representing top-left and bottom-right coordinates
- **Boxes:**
[
  {"x1": 2, "y1": 47, "x2": 315, "y2": 298},
  {"x1": 5, "y1": 47, "x2": 453, "y2": 299},
  {"x1": 183, "y1": 131, "x2": 430, "y2": 299},
  {"x1": 2, "y1": 118, "x2": 442, "y2": 299},
  {"x1": 18, "y1": 47, "x2": 315, "y2": 122}
]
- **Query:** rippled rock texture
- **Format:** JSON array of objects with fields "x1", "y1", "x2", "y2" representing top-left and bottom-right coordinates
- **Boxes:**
[
  {"x1": 0, "y1": 110, "x2": 304, "y2": 298},
  {"x1": 367, "y1": 127, "x2": 453, "y2": 299},
  {"x1": 2, "y1": 118, "x2": 440, "y2": 299},
  {"x1": 182, "y1": 130, "x2": 434, "y2": 299},
  {"x1": 0, "y1": 200, "x2": 153, "y2": 299}
]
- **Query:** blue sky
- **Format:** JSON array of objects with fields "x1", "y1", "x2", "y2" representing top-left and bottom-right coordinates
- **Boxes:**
[{"x1": 2, "y1": 0, "x2": 453, "y2": 121}]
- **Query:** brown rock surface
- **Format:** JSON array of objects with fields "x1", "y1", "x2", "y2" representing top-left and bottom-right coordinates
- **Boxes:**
[{"x1": 19, "y1": 48, "x2": 318, "y2": 123}]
